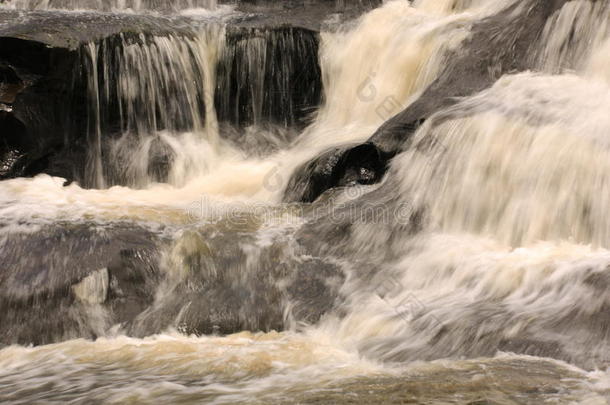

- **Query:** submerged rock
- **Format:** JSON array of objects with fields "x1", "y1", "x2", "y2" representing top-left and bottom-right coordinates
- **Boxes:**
[
  {"x1": 0, "y1": 219, "x2": 345, "y2": 345},
  {"x1": 0, "y1": 223, "x2": 165, "y2": 345},
  {"x1": 126, "y1": 221, "x2": 345, "y2": 337}
]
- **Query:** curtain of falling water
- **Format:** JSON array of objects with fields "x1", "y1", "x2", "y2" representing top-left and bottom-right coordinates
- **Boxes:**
[
  {"x1": 214, "y1": 29, "x2": 323, "y2": 129},
  {"x1": 85, "y1": 42, "x2": 106, "y2": 189},
  {"x1": 294, "y1": 0, "x2": 477, "y2": 149},
  {"x1": 388, "y1": 74, "x2": 610, "y2": 247},
  {"x1": 81, "y1": 28, "x2": 225, "y2": 188},
  {"x1": 534, "y1": 0, "x2": 610, "y2": 73}
]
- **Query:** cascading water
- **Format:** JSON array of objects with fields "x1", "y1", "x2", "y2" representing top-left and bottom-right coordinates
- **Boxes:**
[
  {"x1": 1, "y1": 0, "x2": 610, "y2": 403},
  {"x1": 82, "y1": 29, "x2": 225, "y2": 187}
]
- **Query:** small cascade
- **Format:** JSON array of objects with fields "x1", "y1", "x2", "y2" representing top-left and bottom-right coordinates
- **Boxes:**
[
  {"x1": 387, "y1": 73, "x2": 610, "y2": 248},
  {"x1": 304, "y1": 0, "x2": 610, "y2": 372},
  {"x1": 298, "y1": 1, "x2": 475, "y2": 148},
  {"x1": 81, "y1": 28, "x2": 225, "y2": 187},
  {"x1": 84, "y1": 42, "x2": 106, "y2": 189},
  {"x1": 586, "y1": 36, "x2": 610, "y2": 83},
  {"x1": 215, "y1": 27, "x2": 322, "y2": 129},
  {"x1": 77, "y1": 22, "x2": 323, "y2": 190}
]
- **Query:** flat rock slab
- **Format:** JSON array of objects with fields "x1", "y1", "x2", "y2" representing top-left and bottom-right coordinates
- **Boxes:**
[
  {"x1": 0, "y1": 0, "x2": 380, "y2": 49},
  {"x1": 0, "y1": 10, "x2": 216, "y2": 49}
]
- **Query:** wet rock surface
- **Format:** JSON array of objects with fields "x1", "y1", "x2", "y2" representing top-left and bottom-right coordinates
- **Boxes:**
[
  {"x1": 284, "y1": 143, "x2": 390, "y2": 203},
  {"x1": 0, "y1": 220, "x2": 345, "y2": 345},
  {"x1": 0, "y1": 223, "x2": 165, "y2": 345},
  {"x1": 0, "y1": 37, "x2": 83, "y2": 180},
  {"x1": 125, "y1": 220, "x2": 345, "y2": 338}
]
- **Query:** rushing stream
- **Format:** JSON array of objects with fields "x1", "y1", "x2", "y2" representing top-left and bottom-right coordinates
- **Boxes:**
[{"x1": 0, "y1": 0, "x2": 609, "y2": 403}]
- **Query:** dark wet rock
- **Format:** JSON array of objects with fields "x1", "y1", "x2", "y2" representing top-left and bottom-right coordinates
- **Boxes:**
[
  {"x1": 232, "y1": 0, "x2": 382, "y2": 31},
  {"x1": 1, "y1": 0, "x2": 381, "y2": 24},
  {"x1": 0, "y1": 223, "x2": 165, "y2": 345},
  {"x1": 284, "y1": 0, "x2": 576, "y2": 203},
  {"x1": 0, "y1": 219, "x2": 345, "y2": 345},
  {"x1": 146, "y1": 138, "x2": 175, "y2": 184},
  {"x1": 107, "y1": 247, "x2": 163, "y2": 325},
  {"x1": 0, "y1": 10, "x2": 199, "y2": 49},
  {"x1": 0, "y1": 0, "x2": 377, "y2": 49},
  {"x1": 127, "y1": 223, "x2": 345, "y2": 337},
  {"x1": 3, "y1": 0, "x2": 224, "y2": 12},
  {"x1": 0, "y1": 64, "x2": 24, "y2": 103},
  {"x1": 285, "y1": 255, "x2": 344, "y2": 324},
  {"x1": 0, "y1": 148, "x2": 25, "y2": 177},
  {"x1": 295, "y1": 179, "x2": 425, "y2": 261},
  {"x1": 284, "y1": 142, "x2": 390, "y2": 203},
  {"x1": 0, "y1": 109, "x2": 28, "y2": 178},
  {"x1": 0, "y1": 37, "x2": 84, "y2": 181}
]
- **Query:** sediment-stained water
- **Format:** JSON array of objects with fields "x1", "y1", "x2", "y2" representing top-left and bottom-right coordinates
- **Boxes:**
[{"x1": 0, "y1": 0, "x2": 609, "y2": 403}]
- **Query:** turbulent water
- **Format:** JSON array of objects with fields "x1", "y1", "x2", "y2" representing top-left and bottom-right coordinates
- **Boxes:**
[{"x1": 1, "y1": 0, "x2": 610, "y2": 404}]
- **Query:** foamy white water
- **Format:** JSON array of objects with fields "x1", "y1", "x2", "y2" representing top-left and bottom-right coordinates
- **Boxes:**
[{"x1": 387, "y1": 73, "x2": 610, "y2": 247}]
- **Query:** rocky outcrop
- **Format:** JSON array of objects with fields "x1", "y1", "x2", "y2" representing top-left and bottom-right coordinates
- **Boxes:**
[
  {"x1": 284, "y1": 142, "x2": 391, "y2": 203},
  {"x1": 0, "y1": 221, "x2": 344, "y2": 345},
  {"x1": 0, "y1": 37, "x2": 82, "y2": 180},
  {"x1": 0, "y1": 224, "x2": 165, "y2": 345}
]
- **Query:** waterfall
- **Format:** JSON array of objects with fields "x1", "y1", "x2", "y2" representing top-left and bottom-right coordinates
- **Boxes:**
[
  {"x1": 81, "y1": 28, "x2": 225, "y2": 187},
  {"x1": 215, "y1": 27, "x2": 321, "y2": 129},
  {"x1": 308, "y1": 0, "x2": 610, "y2": 372},
  {"x1": 386, "y1": 73, "x2": 610, "y2": 247},
  {"x1": 1, "y1": 0, "x2": 610, "y2": 403},
  {"x1": 535, "y1": 0, "x2": 610, "y2": 73}
]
